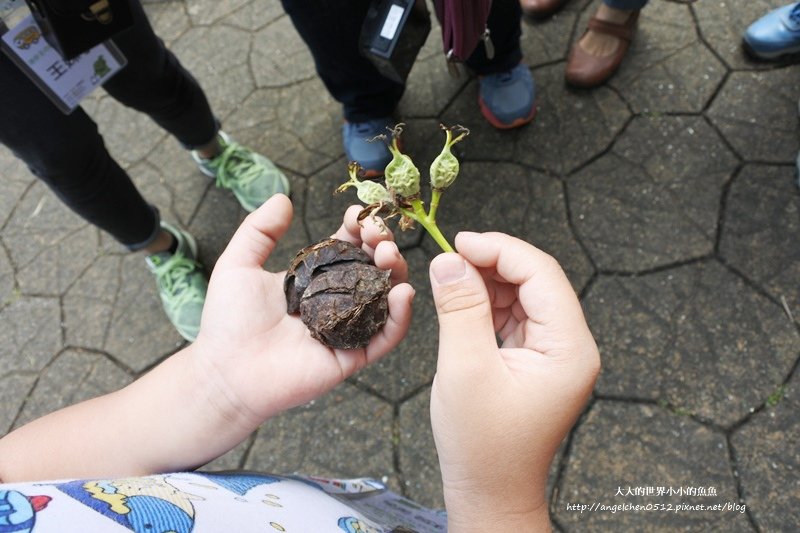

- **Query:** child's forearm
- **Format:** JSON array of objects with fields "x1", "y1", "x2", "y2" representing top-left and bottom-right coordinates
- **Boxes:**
[{"x1": 0, "y1": 344, "x2": 256, "y2": 482}]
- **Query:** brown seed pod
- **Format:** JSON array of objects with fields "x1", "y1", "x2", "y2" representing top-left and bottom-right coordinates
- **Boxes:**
[
  {"x1": 284, "y1": 238, "x2": 391, "y2": 349},
  {"x1": 284, "y1": 238, "x2": 371, "y2": 314}
]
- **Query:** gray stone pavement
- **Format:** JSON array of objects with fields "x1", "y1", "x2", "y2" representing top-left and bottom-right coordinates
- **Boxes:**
[{"x1": 1, "y1": 0, "x2": 799, "y2": 530}]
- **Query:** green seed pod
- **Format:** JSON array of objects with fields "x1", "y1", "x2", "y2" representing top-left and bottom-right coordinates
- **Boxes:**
[
  {"x1": 384, "y1": 135, "x2": 420, "y2": 199},
  {"x1": 429, "y1": 125, "x2": 469, "y2": 190},
  {"x1": 337, "y1": 162, "x2": 393, "y2": 205},
  {"x1": 355, "y1": 179, "x2": 393, "y2": 205}
]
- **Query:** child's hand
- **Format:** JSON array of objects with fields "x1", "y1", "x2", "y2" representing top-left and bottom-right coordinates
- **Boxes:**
[
  {"x1": 428, "y1": 232, "x2": 600, "y2": 532},
  {"x1": 194, "y1": 195, "x2": 414, "y2": 431}
]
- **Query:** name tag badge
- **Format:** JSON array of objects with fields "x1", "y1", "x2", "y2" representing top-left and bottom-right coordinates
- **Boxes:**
[{"x1": 1, "y1": 14, "x2": 127, "y2": 114}]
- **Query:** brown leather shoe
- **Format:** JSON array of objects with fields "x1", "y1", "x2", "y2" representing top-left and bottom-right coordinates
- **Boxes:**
[
  {"x1": 521, "y1": 0, "x2": 570, "y2": 18},
  {"x1": 565, "y1": 11, "x2": 639, "y2": 88}
]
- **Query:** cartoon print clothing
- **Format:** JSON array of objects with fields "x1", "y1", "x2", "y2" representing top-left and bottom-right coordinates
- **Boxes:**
[{"x1": 0, "y1": 471, "x2": 447, "y2": 532}]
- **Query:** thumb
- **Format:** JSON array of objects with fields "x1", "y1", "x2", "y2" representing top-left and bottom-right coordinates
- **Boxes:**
[
  {"x1": 429, "y1": 253, "x2": 498, "y2": 363},
  {"x1": 215, "y1": 194, "x2": 293, "y2": 271}
]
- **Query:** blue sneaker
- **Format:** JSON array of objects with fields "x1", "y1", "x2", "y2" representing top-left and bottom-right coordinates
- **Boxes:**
[
  {"x1": 343, "y1": 118, "x2": 394, "y2": 177},
  {"x1": 478, "y1": 63, "x2": 537, "y2": 130},
  {"x1": 743, "y1": 2, "x2": 800, "y2": 59}
]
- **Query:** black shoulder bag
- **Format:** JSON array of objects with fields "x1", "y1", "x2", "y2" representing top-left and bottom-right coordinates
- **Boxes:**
[{"x1": 24, "y1": 0, "x2": 133, "y2": 59}]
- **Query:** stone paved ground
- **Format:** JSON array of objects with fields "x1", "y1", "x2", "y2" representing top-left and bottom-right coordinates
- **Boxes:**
[{"x1": 1, "y1": 0, "x2": 799, "y2": 530}]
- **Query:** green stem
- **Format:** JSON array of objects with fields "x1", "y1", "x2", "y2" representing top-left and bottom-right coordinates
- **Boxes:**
[
  {"x1": 429, "y1": 189, "x2": 442, "y2": 223},
  {"x1": 400, "y1": 202, "x2": 454, "y2": 253}
]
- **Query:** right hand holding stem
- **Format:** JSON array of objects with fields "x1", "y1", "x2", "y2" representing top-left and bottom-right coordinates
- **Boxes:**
[{"x1": 428, "y1": 231, "x2": 600, "y2": 532}]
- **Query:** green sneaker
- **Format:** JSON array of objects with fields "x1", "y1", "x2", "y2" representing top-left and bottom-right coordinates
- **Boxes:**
[
  {"x1": 192, "y1": 131, "x2": 290, "y2": 212},
  {"x1": 145, "y1": 222, "x2": 207, "y2": 342}
]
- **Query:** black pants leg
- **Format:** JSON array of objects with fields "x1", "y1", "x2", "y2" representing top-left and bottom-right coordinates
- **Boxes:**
[
  {"x1": 0, "y1": 0, "x2": 217, "y2": 249},
  {"x1": 280, "y1": 0, "x2": 523, "y2": 122}
]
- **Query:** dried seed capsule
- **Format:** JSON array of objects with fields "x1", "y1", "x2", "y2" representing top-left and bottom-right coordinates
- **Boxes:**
[
  {"x1": 284, "y1": 238, "x2": 391, "y2": 349},
  {"x1": 429, "y1": 125, "x2": 469, "y2": 190},
  {"x1": 283, "y1": 238, "x2": 371, "y2": 313},
  {"x1": 299, "y1": 262, "x2": 390, "y2": 349},
  {"x1": 337, "y1": 162, "x2": 393, "y2": 205},
  {"x1": 384, "y1": 130, "x2": 420, "y2": 199}
]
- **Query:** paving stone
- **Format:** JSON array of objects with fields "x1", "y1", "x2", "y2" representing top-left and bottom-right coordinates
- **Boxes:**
[
  {"x1": 521, "y1": 9, "x2": 580, "y2": 67},
  {"x1": 720, "y1": 164, "x2": 800, "y2": 314},
  {"x1": 2, "y1": 183, "x2": 89, "y2": 277},
  {"x1": 221, "y1": 0, "x2": 284, "y2": 32},
  {"x1": 85, "y1": 96, "x2": 168, "y2": 167},
  {"x1": 398, "y1": 387, "x2": 442, "y2": 509},
  {"x1": 104, "y1": 253, "x2": 185, "y2": 372},
  {"x1": 304, "y1": 158, "x2": 369, "y2": 232},
  {"x1": 231, "y1": 80, "x2": 341, "y2": 177},
  {"x1": 244, "y1": 383, "x2": 395, "y2": 480},
  {"x1": 0, "y1": 373, "x2": 37, "y2": 434},
  {"x1": 143, "y1": 0, "x2": 191, "y2": 44},
  {"x1": 16, "y1": 225, "x2": 98, "y2": 297},
  {"x1": 64, "y1": 255, "x2": 122, "y2": 351},
  {"x1": 172, "y1": 25, "x2": 255, "y2": 119},
  {"x1": 521, "y1": 173, "x2": 594, "y2": 293},
  {"x1": 732, "y1": 371, "x2": 800, "y2": 532},
  {"x1": 0, "y1": 245, "x2": 15, "y2": 308},
  {"x1": 273, "y1": 79, "x2": 343, "y2": 166},
  {"x1": 583, "y1": 262, "x2": 800, "y2": 426},
  {"x1": 0, "y1": 147, "x2": 34, "y2": 229},
  {"x1": 251, "y1": 16, "x2": 317, "y2": 88},
  {"x1": 128, "y1": 159, "x2": 182, "y2": 222},
  {"x1": 146, "y1": 138, "x2": 213, "y2": 227},
  {"x1": 577, "y1": 0, "x2": 727, "y2": 113},
  {"x1": 707, "y1": 69, "x2": 800, "y2": 163},
  {"x1": 515, "y1": 64, "x2": 630, "y2": 175},
  {"x1": 186, "y1": 0, "x2": 250, "y2": 26},
  {"x1": 189, "y1": 185, "x2": 248, "y2": 269},
  {"x1": 555, "y1": 401, "x2": 751, "y2": 531},
  {"x1": 570, "y1": 116, "x2": 737, "y2": 272},
  {"x1": 0, "y1": 296, "x2": 61, "y2": 374},
  {"x1": 432, "y1": 161, "x2": 535, "y2": 243},
  {"x1": 694, "y1": 0, "x2": 787, "y2": 70},
  {"x1": 14, "y1": 349, "x2": 132, "y2": 428},
  {"x1": 399, "y1": 55, "x2": 469, "y2": 120},
  {"x1": 353, "y1": 248, "x2": 438, "y2": 402}
]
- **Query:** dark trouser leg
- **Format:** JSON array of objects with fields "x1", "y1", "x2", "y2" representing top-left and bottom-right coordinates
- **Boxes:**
[
  {"x1": 103, "y1": 0, "x2": 218, "y2": 149},
  {"x1": 464, "y1": 0, "x2": 523, "y2": 75},
  {"x1": 0, "y1": 53, "x2": 158, "y2": 249},
  {"x1": 280, "y1": 0, "x2": 405, "y2": 122}
]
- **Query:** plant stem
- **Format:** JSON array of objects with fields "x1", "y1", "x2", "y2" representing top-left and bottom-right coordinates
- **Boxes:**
[
  {"x1": 401, "y1": 200, "x2": 454, "y2": 253},
  {"x1": 429, "y1": 189, "x2": 442, "y2": 223}
]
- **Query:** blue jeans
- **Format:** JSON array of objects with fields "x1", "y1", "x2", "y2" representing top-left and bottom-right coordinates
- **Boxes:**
[
  {"x1": 603, "y1": 0, "x2": 648, "y2": 10},
  {"x1": 281, "y1": 0, "x2": 524, "y2": 122},
  {"x1": 0, "y1": 0, "x2": 217, "y2": 249}
]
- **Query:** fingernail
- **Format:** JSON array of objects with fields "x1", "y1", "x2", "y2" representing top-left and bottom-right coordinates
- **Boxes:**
[{"x1": 431, "y1": 254, "x2": 466, "y2": 284}]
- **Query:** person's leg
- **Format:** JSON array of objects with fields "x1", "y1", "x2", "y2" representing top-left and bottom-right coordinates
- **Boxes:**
[
  {"x1": 102, "y1": 0, "x2": 218, "y2": 149},
  {"x1": 104, "y1": 0, "x2": 289, "y2": 210},
  {"x1": 578, "y1": 0, "x2": 649, "y2": 58},
  {"x1": 463, "y1": 0, "x2": 535, "y2": 129},
  {"x1": 565, "y1": 0, "x2": 648, "y2": 87},
  {"x1": 281, "y1": 0, "x2": 403, "y2": 175},
  {"x1": 464, "y1": 0, "x2": 523, "y2": 75},
  {"x1": 281, "y1": 0, "x2": 404, "y2": 122},
  {"x1": 0, "y1": 54, "x2": 159, "y2": 251},
  {"x1": 1, "y1": 46, "x2": 205, "y2": 341}
]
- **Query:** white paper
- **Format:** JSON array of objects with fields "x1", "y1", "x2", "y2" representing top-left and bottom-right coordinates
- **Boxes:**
[
  {"x1": 1, "y1": 15, "x2": 123, "y2": 111},
  {"x1": 380, "y1": 4, "x2": 405, "y2": 40}
]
